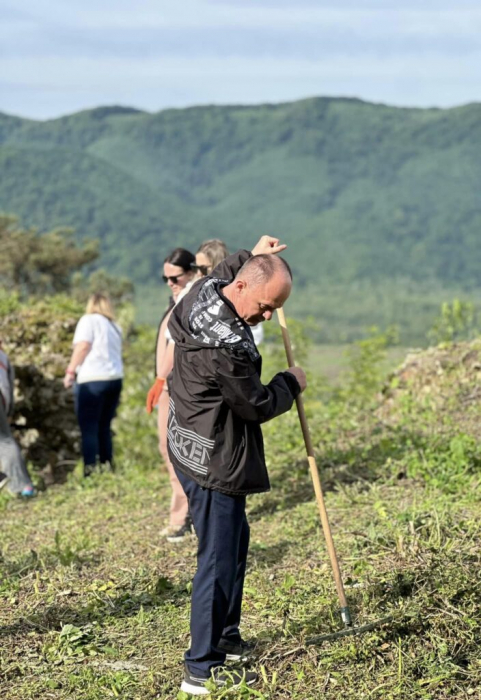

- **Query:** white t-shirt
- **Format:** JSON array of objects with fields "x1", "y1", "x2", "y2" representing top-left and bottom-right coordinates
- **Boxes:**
[
  {"x1": 251, "y1": 323, "x2": 264, "y2": 346},
  {"x1": 73, "y1": 314, "x2": 123, "y2": 383}
]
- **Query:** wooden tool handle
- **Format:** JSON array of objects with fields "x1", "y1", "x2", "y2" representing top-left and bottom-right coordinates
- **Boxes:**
[{"x1": 277, "y1": 308, "x2": 350, "y2": 617}]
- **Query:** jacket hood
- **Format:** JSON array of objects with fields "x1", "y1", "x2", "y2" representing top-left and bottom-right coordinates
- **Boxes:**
[{"x1": 168, "y1": 276, "x2": 260, "y2": 362}]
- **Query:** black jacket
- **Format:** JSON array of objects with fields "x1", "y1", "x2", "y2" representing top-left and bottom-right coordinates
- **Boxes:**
[{"x1": 167, "y1": 249, "x2": 301, "y2": 496}]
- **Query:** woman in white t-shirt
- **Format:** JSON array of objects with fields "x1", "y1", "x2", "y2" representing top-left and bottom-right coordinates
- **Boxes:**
[{"x1": 64, "y1": 294, "x2": 123, "y2": 476}]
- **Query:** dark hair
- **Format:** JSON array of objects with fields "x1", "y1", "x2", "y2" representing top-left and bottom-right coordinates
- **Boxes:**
[
  {"x1": 236, "y1": 254, "x2": 293, "y2": 284},
  {"x1": 164, "y1": 247, "x2": 195, "y2": 272}
]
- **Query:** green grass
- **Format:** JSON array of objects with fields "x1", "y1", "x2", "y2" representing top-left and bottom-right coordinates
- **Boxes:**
[
  {"x1": 1, "y1": 330, "x2": 480, "y2": 699},
  {"x1": 306, "y1": 344, "x2": 408, "y2": 384}
]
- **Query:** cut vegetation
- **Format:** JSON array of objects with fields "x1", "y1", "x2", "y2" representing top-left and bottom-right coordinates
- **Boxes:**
[{"x1": 1, "y1": 322, "x2": 480, "y2": 699}]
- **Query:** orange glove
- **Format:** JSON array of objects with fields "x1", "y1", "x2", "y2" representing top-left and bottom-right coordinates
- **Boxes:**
[{"x1": 146, "y1": 377, "x2": 165, "y2": 414}]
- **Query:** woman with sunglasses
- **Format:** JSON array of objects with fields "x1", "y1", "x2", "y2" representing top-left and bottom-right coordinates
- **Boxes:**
[
  {"x1": 146, "y1": 247, "x2": 195, "y2": 542},
  {"x1": 192, "y1": 239, "x2": 229, "y2": 277}
]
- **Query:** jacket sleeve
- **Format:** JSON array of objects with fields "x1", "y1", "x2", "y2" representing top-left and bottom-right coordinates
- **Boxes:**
[
  {"x1": 214, "y1": 349, "x2": 301, "y2": 424},
  {"x1": 210, "y1": 250, "x2": 252, "y2": 281}
]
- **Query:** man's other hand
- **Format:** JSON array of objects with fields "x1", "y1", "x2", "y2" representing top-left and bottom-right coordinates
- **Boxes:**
[
  {"x1": 287, "y1": 366, "x2": 307, "y2": 392},
  {"x1": 251, "y1": 236, "x2": 287, "y2": 256}
]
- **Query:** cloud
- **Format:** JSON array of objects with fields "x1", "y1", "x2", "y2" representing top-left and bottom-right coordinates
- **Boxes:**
[{"x1": 1, "y1": 0, "x2": 480, "y2": 119}]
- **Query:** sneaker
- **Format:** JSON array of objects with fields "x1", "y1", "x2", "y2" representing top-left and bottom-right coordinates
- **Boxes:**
[
  {"x1": 20, "y1": 485, "x2": 36, "y2": 498},
  {"x1": 217, "y1": 638, "x2": 255, "y2": 662},
  {"x1": 99, "y1": 461, "x2": 114, "y2": 473},
  {"x1": 166, "y1": 519, "x2": 194, "y2": 543},
  {"x1": 84, "y1": 464, "x2": 97, "y2": 477},
  {"x1": 181, "y1": 665, "x2": 258, "y2": 696}
]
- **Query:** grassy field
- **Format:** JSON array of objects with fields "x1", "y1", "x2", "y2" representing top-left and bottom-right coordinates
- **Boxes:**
[
  {"x1": 1, "y1": 329, "x2": 480, "y2": 699},
  {"x1": 306, "y1": 344, "x2": 409, "y2": 384}
]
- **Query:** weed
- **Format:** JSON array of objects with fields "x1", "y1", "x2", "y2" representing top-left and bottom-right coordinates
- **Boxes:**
[{"x1": 43, "y1": 623, "x2": 105, "y2": 664}]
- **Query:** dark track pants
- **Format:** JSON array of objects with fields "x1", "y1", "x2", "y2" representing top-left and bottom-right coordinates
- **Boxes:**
[
  {"x1": 74, "y1": 379, "x2": 122, "y2": 467},
  {"x1": 175, "y1": 467, "x2": 250, "y2": 678}
]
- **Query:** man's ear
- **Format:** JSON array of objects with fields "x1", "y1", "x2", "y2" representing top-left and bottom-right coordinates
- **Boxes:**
[{"x1": 235, "y1": 278, "x2": 247, "y2": 293}]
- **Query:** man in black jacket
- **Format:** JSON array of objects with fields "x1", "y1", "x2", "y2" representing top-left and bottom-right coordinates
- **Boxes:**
[{"x1": 167, "y1": 236, "x2": 306, "y2": 695}]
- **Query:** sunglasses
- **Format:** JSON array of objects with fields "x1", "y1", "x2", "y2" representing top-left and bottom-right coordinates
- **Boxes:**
[
  {"x1": 191, "y1": 264, "x2": 212, "y2": 276},
  {"x1": 162, "y1": 272, "x2": 188, "y2": 284}
]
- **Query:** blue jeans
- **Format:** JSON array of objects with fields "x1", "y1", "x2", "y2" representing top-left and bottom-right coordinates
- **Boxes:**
[
  {"x1": 0, "y1": 395, "x2": 33, "y2": 494},
  {"x1": 175, "y1": 467, "x2": 250, "y2": 678},
  {"x1": 74, "y1": 379, "x2": 122, "y2": 467}
]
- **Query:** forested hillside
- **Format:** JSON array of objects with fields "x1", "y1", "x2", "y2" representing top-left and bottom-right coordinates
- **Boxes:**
[{"x1": 1, "y1": 98, "x2": 481, "y2": 341}]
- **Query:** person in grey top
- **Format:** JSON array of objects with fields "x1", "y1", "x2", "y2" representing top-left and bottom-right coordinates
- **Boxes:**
[{"x1": 0, "y1": 343, "x2": 35, "y2": 497}]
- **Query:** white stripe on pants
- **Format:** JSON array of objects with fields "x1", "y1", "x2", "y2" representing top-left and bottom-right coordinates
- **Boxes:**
[{"x1": 157, "y1": 388, "x2": 189, "y2": 528}]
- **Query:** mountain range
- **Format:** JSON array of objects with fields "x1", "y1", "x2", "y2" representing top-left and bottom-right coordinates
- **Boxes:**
[{"x1": 1, "y1": 97, "x2": 481, "y2": 341}]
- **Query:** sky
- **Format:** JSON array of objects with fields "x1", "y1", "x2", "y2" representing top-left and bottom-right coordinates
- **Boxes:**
[{"x1": 1, "y1": 0, "x2": 481, "y2": 120}]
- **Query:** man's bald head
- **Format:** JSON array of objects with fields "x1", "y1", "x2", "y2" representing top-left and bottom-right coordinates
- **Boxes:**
[
  {"x1": 222, "y1": 254, "x2": 293, "y2": 326},
  {"x1": 235, "y1": 254, "x2": 292, "y2": 287}
]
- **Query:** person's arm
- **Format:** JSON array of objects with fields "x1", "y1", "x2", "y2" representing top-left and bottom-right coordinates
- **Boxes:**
[
  {"x1": 147, "y1": 309, "x2": 174, "y2": 413},
  {"x1": 63, "y1": 341, "x2": 91, "y2": 389},
  {"x1": 210, "y1": 250, "x2": 252, "y2": 281},
  {"x1": 210, "y1": 236, "x2": 288, "y2": 281},
  {"x1": 155, "y1": 310, "x2": 173, "y2": 377},
  {"x1": 157, "y1": 340, "x2": 175, "y2": 383},
  {"x1": 214, "y1": 350, "x2": 306, "y2": 424}
]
